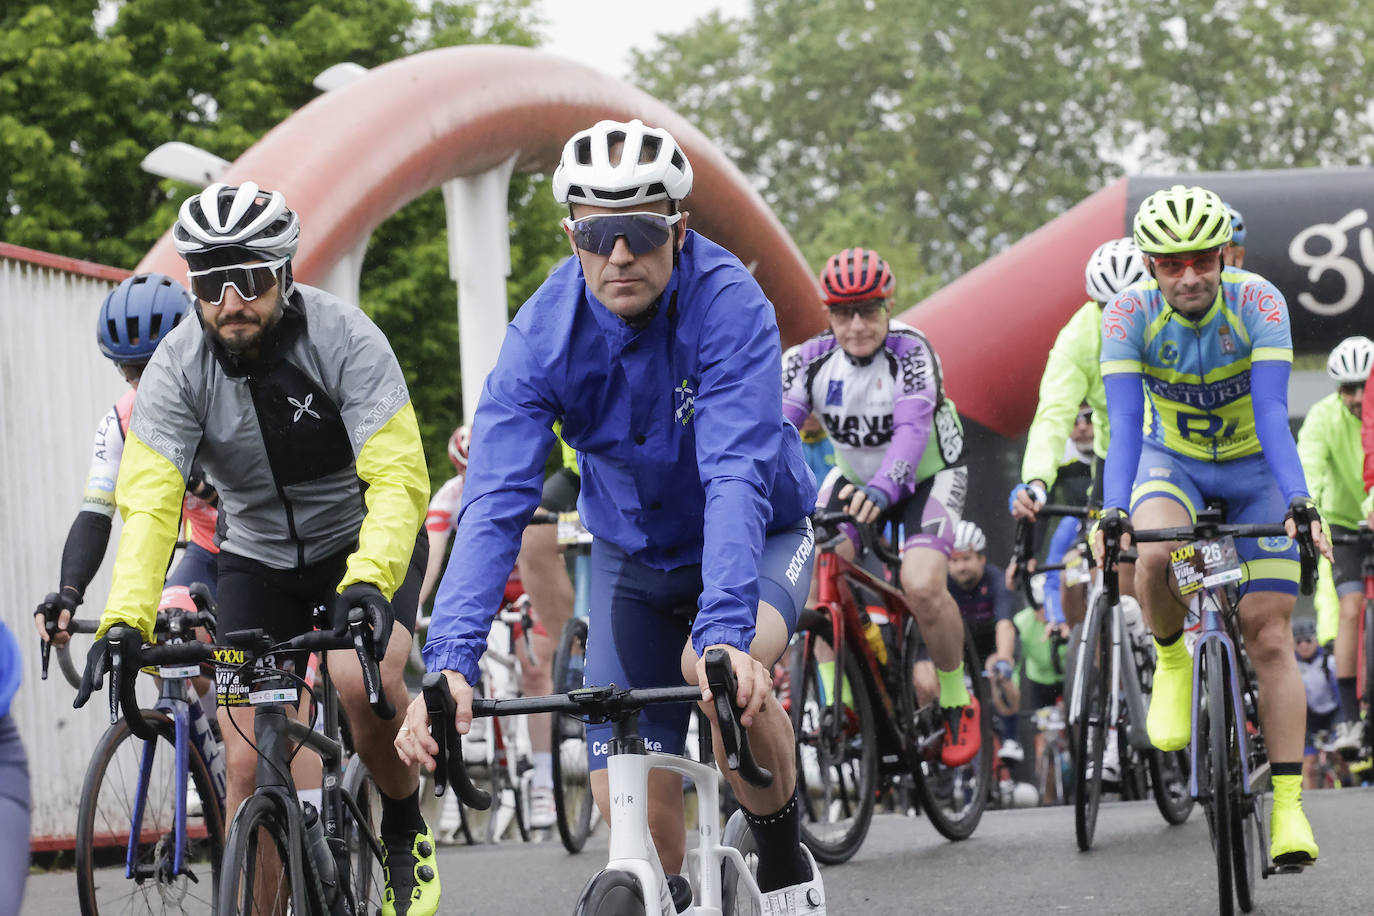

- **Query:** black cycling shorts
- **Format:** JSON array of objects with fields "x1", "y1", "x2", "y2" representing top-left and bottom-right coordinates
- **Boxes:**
[
  {"x1": 1328, "y1": 524, "x2": 1366, "y2": 595},
  {"x1": 214, "y1": 529, "x2": 427, "y2": 705}
]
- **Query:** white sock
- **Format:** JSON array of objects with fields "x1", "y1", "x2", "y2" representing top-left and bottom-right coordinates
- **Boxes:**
[{"x1": 533, "y1": 751, "x2": 554, "y2": 789}]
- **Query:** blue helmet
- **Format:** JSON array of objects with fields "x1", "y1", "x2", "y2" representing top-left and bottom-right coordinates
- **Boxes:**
[
  {"x1": 97, "y1": 273, "x2": 192, "y2": 364},
  {"x1": 1224, "y1": 202, "x2": 1247, "y2": 246}
]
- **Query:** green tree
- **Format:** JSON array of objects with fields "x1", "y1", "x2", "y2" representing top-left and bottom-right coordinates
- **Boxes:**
[
  {"x1": 631, "y1": 0, "x2": 1374, "y2": 301},
  {"x1": 0, "y1": 0, "x2": 566, "y2": 488}
]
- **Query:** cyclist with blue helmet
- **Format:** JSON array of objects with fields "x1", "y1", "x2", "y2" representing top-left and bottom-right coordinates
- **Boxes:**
[
  {"x1": 1223, "y1": 201, "x2": 1247, "y2": 268},
  {"x1": 33, "y1": 273, "x2": 218, "y2": 651}
]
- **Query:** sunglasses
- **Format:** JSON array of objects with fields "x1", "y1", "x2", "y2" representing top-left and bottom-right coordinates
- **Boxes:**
[
  {"x1": 186, "y1": 258, "x2": 287, "y2": 306},
  {"x1": 1149, "y1": 248, "x2": 1222, "y2": 279},
  {"x1": 563, "y1": 211, "x2": 682, "y2": 256},
  {"x1": 1076, "y1": 409, "x2": 1093, "y2": 424},
  {"x1": 827, "y1": 301, "x2": 888, "y2": 322}
]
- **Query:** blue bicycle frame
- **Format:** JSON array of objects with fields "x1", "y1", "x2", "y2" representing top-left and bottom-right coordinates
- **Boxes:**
[{"x1": 1187, "y1": 599, "x2": 1253, "y2": 802}]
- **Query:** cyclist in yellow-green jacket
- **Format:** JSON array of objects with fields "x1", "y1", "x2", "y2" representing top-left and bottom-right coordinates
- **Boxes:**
[{"x1": 1296, "y1": 336, "x2": 1374, "y2": 758}]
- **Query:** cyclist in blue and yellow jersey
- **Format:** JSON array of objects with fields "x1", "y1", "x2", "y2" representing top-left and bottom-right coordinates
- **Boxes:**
[
  {"x1": 1095, "y1": 184, "x2": 1333, "y2": 868},
  {"x1": 397, "y1": 119, "x2": 825, "y2": 913},
  {"x1": 72, "y1": 184, "x2": 437, "y2": 916},
  {"x1": 1010, "y1": 237, "x2": 1148, "y2": 520},
  {"x1": 1297, "y1": 337, "x2": 1374, "y2": 757}
]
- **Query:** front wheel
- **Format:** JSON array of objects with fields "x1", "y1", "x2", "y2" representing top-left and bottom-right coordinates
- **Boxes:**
[
  {"x1": 552, "y1": 617, "x2": 596, "y2": 853},
  {"x1": 572, "y1": 869, "x2": 645, "y2": 916},
  {"x1": 341, "y1": 754, "x2": 385, "y2": 915},
  {"x1": 790, "y1": 615, "x2": 877, "y2": 864},
  {"x1": 217, "y1": 794, "x2": 300, "y2": 916},
  {"x1": 721, "y1": 809, "x2": 761, "y2": 916},
  {"x1": 1201, "y1": 640, "x2": 1235, "y2": 916},
  {"x1": 1148, "y1": 747, "x2": 1195, "y2": 825},
  {"x1": 906, "y1": 621, "x2": 993, "y2": 841},
  {"x1": 1073, "y1": 593, "x2": 1111, "y2": 851},
  {"x1": 75, "y1": 709, "x2": 223, "y2": 916}
]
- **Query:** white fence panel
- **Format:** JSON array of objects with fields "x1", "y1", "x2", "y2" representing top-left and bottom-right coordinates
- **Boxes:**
[{"x1": 0, "y1": 248, "x2": 132, "y2": 842}]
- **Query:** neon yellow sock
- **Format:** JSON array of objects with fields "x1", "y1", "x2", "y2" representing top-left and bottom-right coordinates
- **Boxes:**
[
  {"x1": 817, "y1": 660, "x2": 853, "y2": 707},
  {"x1": 937, "y1": 663, "x2": 971, "y2": 708},
  {"x1": 1272, "y1": 773, "x2": 1303, "y2": 810}
]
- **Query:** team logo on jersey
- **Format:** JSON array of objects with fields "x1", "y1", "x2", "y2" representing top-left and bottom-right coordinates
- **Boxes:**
[
  {"x1": 1218, "y1": 324, "x2": 1236, "y2": 355},
  {"x1": 1159, "y1": 341, "x2": 1180, "y2": 366},
  {"x1": 288, "y1": 393, "x2": 321, "y2": 423},
  {"x1": 826, "y1": 379, "x2": 844, "y2": 406},
  {"x1": 675, "y1": 378, "x2": 696, "y2": 425},
  {"x1": 1258, "y1": 536, "x2": 1292, "y2": 553}
]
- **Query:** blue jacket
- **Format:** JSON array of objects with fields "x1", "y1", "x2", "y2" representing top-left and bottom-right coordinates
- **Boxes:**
[
  {"x1": 0, "y1": 620, "x2": 19, "y2": 719},
  {"x1": 424, "y1": 231, "x2": 816, "y2": 685}
]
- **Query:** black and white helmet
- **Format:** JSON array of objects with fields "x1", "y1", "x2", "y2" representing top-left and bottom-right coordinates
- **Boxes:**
[
  {"x1": 173, "y1": 182, "x2": 300, "y2": 270},
  {"x1": 1085, "y1": 237, "x2": 1148, "y2": 305},
  {"x1": 953, "y1": 520, "x2": 987, "y2": 554},
  {"x1": 1326, "y1": 336, "x2": 1374, "y2": 385},
  {"x1": 552, "y1": 119, "x2": 693, "y2": 209}
]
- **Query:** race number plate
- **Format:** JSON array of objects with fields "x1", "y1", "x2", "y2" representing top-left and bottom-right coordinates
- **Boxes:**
[
  {"x1": 158, "y1": 664, "x2": 201, "y2": 679},
  {"x1": 1170, "y1": 536, "x2": 1242, "y2": 595}
]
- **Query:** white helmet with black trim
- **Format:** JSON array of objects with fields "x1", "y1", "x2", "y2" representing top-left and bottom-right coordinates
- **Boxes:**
[
  {"x1": 552, "y1": 119, "x2": 693, "y2": 209},
  {"x1": 173, "y1": 182, "x2": 300, "y2": 267},
  {"x1": 1326, "y1": 336, "x2": 1374, "y2": 385},
  {"x1": 953, "y1": 520, "x2": 987, "y2": 554},
  {"x1": 1085, "y1": 237, "x2": 1148, "y2": 305}
]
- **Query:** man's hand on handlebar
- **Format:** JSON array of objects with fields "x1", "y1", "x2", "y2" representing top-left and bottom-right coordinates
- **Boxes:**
[
  {"x1": 34, "y1": 590, "x2": 79, "y2": 648},
  {"x1": 335, "y1": 582, "x2": 393, "y2": 662},
  {"x1": 1008, "y1": 481, "x2": 1048, "y2": 521},
  {"x1": 836, "y1": 483, "x2": 888, "y2": 526},
  {"x1": 396, "y1": 670, "x2": 472, "y2": 772},
  {"x1": 1285, "y1": 496, "x2": 1333, "y2": 564},
  {"x1": 696, "y1": 643, "x2": 771, "y2": 729},
  {"x1": 1091, "y1": 507, "x2": 1133, "y2": 567}
]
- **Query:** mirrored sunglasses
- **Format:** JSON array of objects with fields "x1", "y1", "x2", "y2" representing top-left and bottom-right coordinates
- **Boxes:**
[
  {"x1": 186, "y1": 258, "x2": 287, "y2": 306},
  {"x1": 1150, "y1": 248, "x2": 1222, "y2": 279},
  {"x1": 827, "y1": 301, "x2": 888, "y2": 322},
  {"x1": 563, "y1": 212, "x2": 683, "y2": 256}
]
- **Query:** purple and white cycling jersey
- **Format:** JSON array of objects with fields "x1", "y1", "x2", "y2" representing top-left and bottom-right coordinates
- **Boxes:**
[{"x1": 782, "y1": 320, "x2": 963, "y2": 505}]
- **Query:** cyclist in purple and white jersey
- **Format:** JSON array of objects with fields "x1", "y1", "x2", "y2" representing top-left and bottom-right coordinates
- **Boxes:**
[{"x1": 782, "y1": 247, "x2": 979, "y2": 767}]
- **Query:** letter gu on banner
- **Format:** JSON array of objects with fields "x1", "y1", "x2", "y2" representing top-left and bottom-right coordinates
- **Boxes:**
[{"x1": 1127, "y1": 169, "x2": 1374, "y2": 355}]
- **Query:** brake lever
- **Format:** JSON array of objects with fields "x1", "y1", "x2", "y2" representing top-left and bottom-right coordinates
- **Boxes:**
[
  {"x1": 348, "y1": 610, "x2": 395, "y2": 720},
  {"x1": 421, "y1": 672, "x2": 491, "y2": 810},
  {"x1": 704, "y1": 647, "x2": 773, "y2": 788}
]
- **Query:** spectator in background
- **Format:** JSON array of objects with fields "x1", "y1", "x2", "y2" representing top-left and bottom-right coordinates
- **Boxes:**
[{"x1": 1294, "y1": 619, "x2": 1341, "y2": 789}]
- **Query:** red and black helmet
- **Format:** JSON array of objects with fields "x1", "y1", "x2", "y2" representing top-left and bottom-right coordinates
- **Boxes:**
[{"x1": 819, "y1": 248, "x2": 895, "y2": 305}]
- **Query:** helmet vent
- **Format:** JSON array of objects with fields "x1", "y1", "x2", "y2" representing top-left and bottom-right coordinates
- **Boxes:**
[{"x1": 125, "y1": 316, "x2": 141, "y2": 347}]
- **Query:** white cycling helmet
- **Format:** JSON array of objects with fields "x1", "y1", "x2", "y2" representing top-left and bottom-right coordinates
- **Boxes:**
[
  {"x1": 552, "y1": 119, "x2": 693, "y2": 209},
  {"x1": 174, "y1": 182, "x2": 300, "y2": 269},
  {"x1": 1085, "y1": 237, "x2": 1148, "y2": 304},
  {"x1": 1326, "y1": 336, "x2": 1374, "y2": 385},
  {"x1": 953, "y1": 520, "x2": 987, "y2": 554}
]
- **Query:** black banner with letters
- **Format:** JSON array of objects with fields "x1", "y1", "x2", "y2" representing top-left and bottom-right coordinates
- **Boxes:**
[{"x1": 1127, "y1": 169, "x2": 1374, "y2": 355}]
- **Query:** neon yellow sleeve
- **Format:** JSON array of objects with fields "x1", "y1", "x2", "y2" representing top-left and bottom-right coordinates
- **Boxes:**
[
  {"x1": 1021, "y1": 304, "x2": 1097, "y2": 488},
  {"x1": 98, "y1": 432, "x2": 186, "y2": 642},
  {"x1": 342, "y1": 401, "x2": 429, "y2": 598}
]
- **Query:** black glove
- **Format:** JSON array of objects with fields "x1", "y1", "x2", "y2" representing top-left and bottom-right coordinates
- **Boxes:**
[
  {"x1": 1286, "y1": 496, "x2": 1321, "y2": 532},
  {"x1": 335, "y1": 582, "x2": 393, "y2": 662},
  {"x1": 73, "y1": 635, "x2": 112, "y2": 709},
  {"x1": 1095, "y1": 507, "x2": 1133, "y2": 545},
  {"x1": 35, "y1": 590, "x2": 79, "y2": 641},
  {"x1": 186, "y1": 463, "x2": 218, "y2": 505}
]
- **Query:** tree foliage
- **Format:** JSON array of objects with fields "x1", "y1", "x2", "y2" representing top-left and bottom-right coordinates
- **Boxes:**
[
  {"x1": 631, "y1": 0, "x2": 1374, "y2": 301},
  {"x1": 0, "y1": 0, "x2": 567, "y2": 487}
]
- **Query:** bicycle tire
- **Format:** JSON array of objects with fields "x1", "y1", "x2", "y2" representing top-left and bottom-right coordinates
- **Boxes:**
[
  {"x1": 791, "y1": 616, "x2": 877, "y2": 864},
  {"x1": 1037, "y1": 744, "x2": 1060, "y2": 806},
  {"x1": 1202, "y1": 639, "x2": 1236, "y2": 916},
  {"x1": 720, "y1": 808, "x2": 761, "y2": 916},
  {"x1": 906, "y1": 620, "x2": 993, "y2": 841},
  {"x1": 1364, "y1": 603, "x2": 1374, "y2": 754},
  {"x1": 75, "y1": 709, "x2": 223, "y2": 916},
  {"x1": 217, "y1": 794, "x2": 301, "y2": 916},
  {"x1": 572, "y1": 869, "x2": 645, "y2": 916},
  {"x1": 340, "y1": 754, "x2": 384, "y2": 915},
  {"x1": 551, "y1": 617, "x2": 595, "y2": 853},
  {"x1": 1231, "y1": 666, "x2": 1260, "y2": 913},
  {"x1": 1148, "y1": 747, "x2": 1195, "y2": 825},
  {"x1": 1073, "y1": 593, "x2": 1110, "y2": 851}
]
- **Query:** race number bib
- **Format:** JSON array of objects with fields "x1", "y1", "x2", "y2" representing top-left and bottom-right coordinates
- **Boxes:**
[{"x1": 1169, "y1": 536, "x2": 1242, "y2": 595}]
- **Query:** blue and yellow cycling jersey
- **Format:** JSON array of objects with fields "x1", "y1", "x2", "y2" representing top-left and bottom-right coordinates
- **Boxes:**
[{"x1": 1100, "y1": 267, "x2": 1291, "y2": 463}]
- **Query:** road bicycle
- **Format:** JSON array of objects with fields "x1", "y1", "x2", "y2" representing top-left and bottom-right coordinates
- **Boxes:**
[
  {"x1": 49, "y1": 585, "x2": 224, "y2": 916},
  {"x1": 1326, "y1": 522, "x2": 1374, "y2": 760},
  {"x1": 424, "y1": 647, "x2": 779, "y2": 916},
  {"x1": 1101, "y1": 503, "x2": 1317, "y2": 916},
  {"x1": 92, "y1": 601, "x2": 393, "y2": 916},
  {"x1": 1032, "y1": 703, "x2": 1072, "y2": 806},
  {"x1": 1012, "y1": 505, "x2": 1193, "y2": 849},
  {"x1": 794, "y1": 509, "x2": 992, "y2": 864}
]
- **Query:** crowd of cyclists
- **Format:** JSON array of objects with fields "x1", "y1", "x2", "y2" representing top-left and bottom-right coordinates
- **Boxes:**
[{"x1": 6, "y1": 114, "x2": 1374, "y2": 914}]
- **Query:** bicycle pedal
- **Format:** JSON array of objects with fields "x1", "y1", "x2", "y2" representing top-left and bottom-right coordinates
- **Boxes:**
[{"x1": 1264, "y1": 861, "x2": 1311, "y2": 877}]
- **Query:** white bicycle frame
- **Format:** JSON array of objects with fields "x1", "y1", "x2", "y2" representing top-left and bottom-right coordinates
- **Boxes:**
[
  {"x1": 469, "y1": 606, "x2": 536, "y2": 840},
  {"x1": 599, "y1": 748, "x2": 761, "y2": 916},
  {"x1": 1068, "y1": 583, "x2": 1154, "y2": 755}
]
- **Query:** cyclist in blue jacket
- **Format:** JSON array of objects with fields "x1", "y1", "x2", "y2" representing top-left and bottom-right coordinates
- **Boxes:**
[{"x1": 396, "y1": 119, "x2": 825, "y2": 912}]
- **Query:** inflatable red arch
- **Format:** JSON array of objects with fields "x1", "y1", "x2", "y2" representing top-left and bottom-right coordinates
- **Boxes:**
[{"x1": 136, "y1": 45, "x2": 1127, "y2": 437}]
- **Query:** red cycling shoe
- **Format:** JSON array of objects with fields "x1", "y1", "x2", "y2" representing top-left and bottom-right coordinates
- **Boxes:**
[{"x1": 941, "y1": 696, "x2": 982, "y2": 767}]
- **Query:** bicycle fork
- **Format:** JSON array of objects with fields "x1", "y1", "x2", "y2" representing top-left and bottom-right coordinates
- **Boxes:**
[{"x1": 1187, "y1": 613, "x2": 1252, "y2": 802}]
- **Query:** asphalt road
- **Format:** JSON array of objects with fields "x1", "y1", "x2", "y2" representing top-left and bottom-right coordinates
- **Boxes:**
[{"x1": 23, "y1": 789, "x2": 1370, "y2": 914}]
